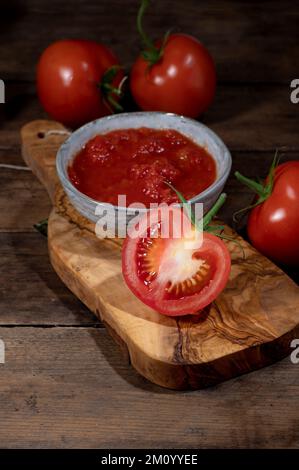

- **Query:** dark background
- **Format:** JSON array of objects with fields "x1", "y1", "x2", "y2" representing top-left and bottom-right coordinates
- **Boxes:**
[
  {"x1": 0, "y1": 0, "x2": 298, "y2": 449},
  {"x1": 1, "y1": 0, "x2": 299, "y2": 219}
]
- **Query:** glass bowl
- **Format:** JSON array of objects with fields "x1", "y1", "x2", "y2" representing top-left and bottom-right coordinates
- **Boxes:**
[{"x1": 56, "y1": 112, "x2": 232, "y2": 233}]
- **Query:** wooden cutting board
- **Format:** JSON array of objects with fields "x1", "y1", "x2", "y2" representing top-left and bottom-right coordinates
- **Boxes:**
[{"x1": 21, "y1": 120, "x2": 299, "y2": 390}]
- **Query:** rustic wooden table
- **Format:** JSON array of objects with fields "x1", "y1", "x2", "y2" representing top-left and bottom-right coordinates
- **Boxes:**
[{"x1": 0, "y1": 0, "x2": 298, "y2": 449}]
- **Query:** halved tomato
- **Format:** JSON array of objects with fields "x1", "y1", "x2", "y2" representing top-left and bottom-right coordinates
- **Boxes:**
[{"x1": 122, "y1": 207, "x2": 231, "y2": 316}]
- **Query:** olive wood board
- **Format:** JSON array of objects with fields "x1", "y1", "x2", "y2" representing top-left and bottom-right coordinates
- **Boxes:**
[{"x1": 21, "y1": 120, "x2": 299, "y2": 390}]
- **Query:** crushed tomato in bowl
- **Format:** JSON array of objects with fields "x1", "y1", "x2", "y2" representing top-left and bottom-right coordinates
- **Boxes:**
[{"x1": 68, "y1": 127, "x2": 216, "y2": 206}]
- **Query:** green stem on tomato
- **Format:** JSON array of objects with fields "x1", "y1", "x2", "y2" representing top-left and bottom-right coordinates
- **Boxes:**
[
  {"x1": 165, "y1": 180, "x2": 227, "y2": 231},
  {"x1": 137, "y1": 0, "x2": 156, "y2": 52},
  {"x1": 203, "y1": 193, "x2": 227, "y2": 230},
  {"x1": 267, "y1": 148, "x2": 280, "y2": 194},
  {"x1": 164, "y1": 181, "x2": 200, "y2": 230},
  {"x1": 102, "y1": 83, "x2": 122, "y2": 96},
  {"x1": 165, "y1": 181, "x2": 245, "y2": 257},
  {"x1": 137, "y1": 0, "x2": 170, "y2": 65},
  {"x1": 101, "y1": 65, "x2": 122, "y2": 85},
  {"x1": 106, "y1": 94, "x2": 124, "y2": 112},
  {"x1": 233, "y1": 149, "x2": 281, "y2": 223},
  {"x1": 234, "y1": 172, "x2": 265, "y2": 196},
  {"x1": 165, "y1": 180, "x2": 226, "y2": 232},
  {"x1": 100, "y1": 65, "x2": 124, "y2": 113},
  {"x1": 232, "y1": 199, "x2": 263, "y2": 225}
]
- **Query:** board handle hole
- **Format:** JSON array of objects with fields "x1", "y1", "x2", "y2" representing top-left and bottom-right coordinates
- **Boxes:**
[{"x1": 37, "y1": 132, "x2": 45, "y2": 139}]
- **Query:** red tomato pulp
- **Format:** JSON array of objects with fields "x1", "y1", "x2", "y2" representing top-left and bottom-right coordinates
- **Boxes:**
[
  {"x1": 68, "y1": 128, "x2": 216, "y2": 206},
  {"x1": 122, "y1": 206, "x2": 231, "y2": 316}
]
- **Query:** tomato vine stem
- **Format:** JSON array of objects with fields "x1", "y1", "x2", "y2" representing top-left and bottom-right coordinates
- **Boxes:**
[
  {"x1": 137, "y1": 0, "x2": 170, "y2": 65},
  {"x1": 233, "y1": 150, "x2": 280, "y2": 223},
  {"x1": 202, "y1": 193, "x2": 227, "y2": 230},
  {"x1": 165, "y1": 180, "x2": 226, "y2": 232},
  {"x1": 100, "y1": 65, "x2": 124, "y2": 112},
  {"x1": 165, "y1": 181, "x2": 244, "y2": 257}
]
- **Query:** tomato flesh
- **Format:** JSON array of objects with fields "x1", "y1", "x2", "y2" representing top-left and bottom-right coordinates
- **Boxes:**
[
  {"x1": 122, "y1": 208, "x2": 231, "y2": 316},
  {"x1": 68, "y1": 127, "x2": 216, "y2": 206}
]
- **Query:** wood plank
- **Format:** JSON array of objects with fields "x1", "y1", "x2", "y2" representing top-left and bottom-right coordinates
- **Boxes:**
[
  {"x1": 48, "y1": 207, "x2": 299, "y2": 389},
  {"x1": 0, "y1": 326, "x2": 298, "y2": 448},
  {"x1": 1, "y1": 144, "x2": 298, "y2": 233},
  {"x1": 205, "y1": 83, "x2": 299, "y2": 151},
  {"x1": 1, "y1": 84, "x2": 298, "y2": 152},
  {"x1": 0, "y1": 83, "x2": 46, "y2": 150},
  {"x1": 1, "y1": 0, "x2": 298, "y2": 83},
  {"x1": 18, "y1": 120, "x2": 299, "y2": 391},
  {"x1": 2, "y1": 81, "x2": 298, "y2": 232},
  {"x1": 0, "y1": 0, "x2": 297, "y2": 447},
  {"x1": 0, "y1": 232, "x2": 99, "y2": 326},
  {"x1": 0, "y1": 167, "x2": 52, "y2": 232}
]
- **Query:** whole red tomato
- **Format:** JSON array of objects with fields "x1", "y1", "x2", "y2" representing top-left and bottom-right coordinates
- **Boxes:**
[
  {"x1": 130, "y1": 33, "x2": 216, "y2": 118},
  {"x1": 37, "y1": 39, "x2": 122, "y2": 128},
  {"x1": 236, "y1": 161, "x2": 299, "y2": 266}
]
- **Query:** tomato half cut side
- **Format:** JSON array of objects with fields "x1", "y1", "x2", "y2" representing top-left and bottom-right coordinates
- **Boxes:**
[{"x1": 122, "y1": 208, "x2": 231, "y2": 316}]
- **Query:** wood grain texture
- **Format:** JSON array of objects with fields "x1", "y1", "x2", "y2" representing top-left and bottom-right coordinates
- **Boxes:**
[
  {"x1": 1, "y1": 141, "x2": 299, "y2": 239},
  {"x1": 0, "y1": 166, "x2": 51, "y2": 232},
  {"x1": 0, "y1": 326, "x2": 298, "y2": 448},
  {"x1": 1, "y1": 0, "x2": 298, "y2": 84},
  {"x1": 21, "y1": 119, "x2": 68, "y2": 202},
  {"x1": 2, "y1": 83, "x2": 299, "y2": 152},
  {"x1": 20, "y1": 119, "x2": 299, "y2": 390},
  {"x1": 0, "y1": 232, "x2": 99, "y2": 326},
  {"x1": 0, "y1": 0, "x2": 298, "y2": 447}
]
